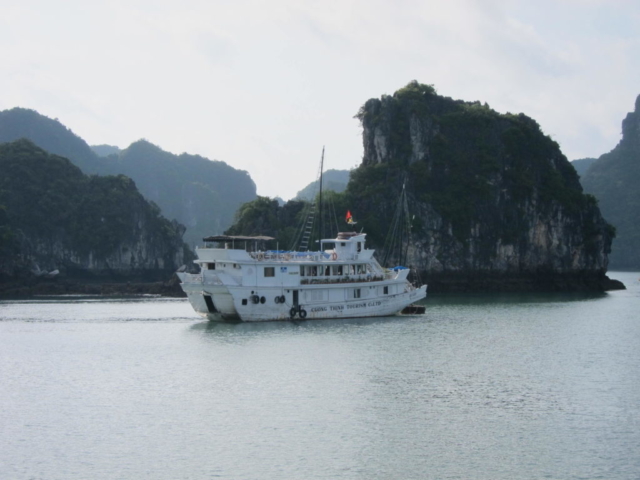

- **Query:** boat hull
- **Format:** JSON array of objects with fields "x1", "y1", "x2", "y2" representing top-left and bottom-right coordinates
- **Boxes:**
[{"x1": 179, "y1": 274, "x2": 426, "y2": 322}]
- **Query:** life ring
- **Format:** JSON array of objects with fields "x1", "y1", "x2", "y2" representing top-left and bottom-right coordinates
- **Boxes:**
[
  {"x1": 299, "y1": 308, "x2": 307, "y2": 319},
  {"x1": 251, "y1": 295, "x2": 260, "y2": 304},
  {"x1": 260, "y1": 296, "x2": 266, "y2": 304},
  {"x1": 257, "y1": 253, "x2": 264, "y2": 261},
  {"x1": 331, "y1": 251, "x2": 338, "y2": 261},
  {"x1": 279, "y1": 295, "x2": 285, "y2": 303},
  {"x1": 274, "y1": 296, "x2": 281, "y2": 304},
  {"x1": 289, "y1": 307, "x2": 297, "y2": 319}
]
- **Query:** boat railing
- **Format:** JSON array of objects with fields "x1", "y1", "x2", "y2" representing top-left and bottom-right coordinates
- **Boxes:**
[
  {"x1": 246, "y1": 251, "x2": 369, "y2": 262},
  {"x1": 249, "y1": 251, "x2": 334, "y2": 262},
  {"x1": 300, "y1": 275, "x2": 386, "y2": 285}
]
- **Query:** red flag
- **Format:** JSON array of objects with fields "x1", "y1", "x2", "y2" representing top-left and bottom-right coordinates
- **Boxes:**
[{"x1": 345, "y1": 210, "x2": 356, "y2": 225}]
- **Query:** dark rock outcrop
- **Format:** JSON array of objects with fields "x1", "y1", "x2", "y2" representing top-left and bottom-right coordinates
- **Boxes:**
[
  {"x1": 0, "y1": 139, "x2": 189, "y2": 281},
  {"x1": 351, "y1": 81, "x2": 618, "y2": 292}
]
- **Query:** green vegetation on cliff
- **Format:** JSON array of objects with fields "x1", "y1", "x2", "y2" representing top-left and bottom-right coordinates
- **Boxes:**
[
  {"x1": 0, "y1": 139, "x2": 188, "y2": 278},
  {"x1": 224, "y1": 196, "x2": 307, "y2": 249},
  {"x1": 352, "y1": 81, "x2": 607, "y2": 254}
]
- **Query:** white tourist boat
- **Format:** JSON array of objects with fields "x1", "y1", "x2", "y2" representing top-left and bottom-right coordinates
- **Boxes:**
[{"x1": 177, "y1": 231, "x2": 427, "y2": 322}]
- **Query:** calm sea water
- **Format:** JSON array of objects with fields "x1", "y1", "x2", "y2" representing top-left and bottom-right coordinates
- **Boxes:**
[{"x1": 1, "y1": 272, "x2": 639, "y2": 480}]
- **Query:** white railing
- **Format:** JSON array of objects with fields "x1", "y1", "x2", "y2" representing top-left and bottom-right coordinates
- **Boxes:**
[
  {"x1": 248, "y1": 251, "x2": 361, "y2": 262},
  {"x1": 248, "y1": 252, "x2": 333, "y2": 262}
]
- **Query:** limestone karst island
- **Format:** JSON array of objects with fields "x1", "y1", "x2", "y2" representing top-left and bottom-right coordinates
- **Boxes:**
[{"x1": 0, "y1": 81, "x2": 635, "y2": 296}]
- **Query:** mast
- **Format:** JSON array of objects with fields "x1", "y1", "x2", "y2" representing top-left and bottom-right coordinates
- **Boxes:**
[
  {"x1": 381, "y1": 178, "x2": 411, "y2": 267},
  {"x1": 318, "y1": 146, "x2": 324, "y2": 243},
  {"x1": 297, "y1": 147, "x2": 326, "y2": 252}
]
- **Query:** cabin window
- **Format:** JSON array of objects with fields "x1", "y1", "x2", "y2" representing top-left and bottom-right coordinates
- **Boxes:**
[
  {"x1": 310, "y1": 266, "x2": 318, "y2": 276},
  {"x1": 383, "y1": 286, "x2": 388, "y2": 295},
  {"x1": 332, "y1": 265, "x2": 343, "y2": 276},
  {"x1": 357, "y1": 242, "x2": 362, "y2": 253},
  {"x1": 300, "y1": 266, "x2": 306, "y2": 276},
  {"x1": 357, "y1": 264, "x2": 366, "y2": 274},
  {"x1": 325, "y1": 265, "x2": 331, "y2": 276},
  {"x1": 207, "y1": 263, "x2": 215, "y2": 270},
  {"x1": 353, "y1": 288, "x2": 361, "y2": 299},
  {"x1": 305, "y1": 290, "x2": 325, "y2": 302},
  {"x1": 264, "y1": 267, "x2": 275, "y2": 277},
  {"x1": 341, "y1": 242, "x2": 346, "y2": 247}
]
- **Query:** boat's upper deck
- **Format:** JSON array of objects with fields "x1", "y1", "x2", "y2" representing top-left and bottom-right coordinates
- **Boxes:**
[
  {"x1": 186, "y1": 232, "x2": 413, "y2": 287},
  {"x1": 196, "y1": 232, "x2": 374, "y2": 263}
]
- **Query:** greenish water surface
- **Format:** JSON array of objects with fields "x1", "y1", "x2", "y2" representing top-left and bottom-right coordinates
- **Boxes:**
[{"x1": 1, "y1": 272, "x2": 639, "y2": 479}]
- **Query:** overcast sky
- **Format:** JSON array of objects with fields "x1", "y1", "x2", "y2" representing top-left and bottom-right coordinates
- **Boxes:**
[{"x1": 1, "y1": 0, "x2": 638, "y2": 200}]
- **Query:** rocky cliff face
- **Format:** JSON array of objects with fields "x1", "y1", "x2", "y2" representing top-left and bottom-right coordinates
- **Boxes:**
[
  {"x1": 15, "y1": 193, "x2": 188, "y2": 279},
  {"x1": 352, "y1": 82, "x2": 617, "y2": 291},
  {"x1": 580, "y1": 94, "x2": 640, "y2": 269},
  {"x1": 0, "y1": 140, "x2": 188, "y2": 280}
]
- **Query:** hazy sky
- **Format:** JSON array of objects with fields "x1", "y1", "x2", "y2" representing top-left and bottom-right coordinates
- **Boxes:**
[{"x1": 1, "y1": 0, "x2": 638, "y2": 200}]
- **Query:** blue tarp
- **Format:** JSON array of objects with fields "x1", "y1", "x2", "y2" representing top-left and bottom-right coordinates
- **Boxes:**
[{"x1": 391, "y1": 266, "x2": 409, "y2": 271}]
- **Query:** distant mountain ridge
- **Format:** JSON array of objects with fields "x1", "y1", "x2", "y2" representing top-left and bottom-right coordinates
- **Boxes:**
[
  {"x1": 104, "y1": 139, "x2": 257, "y2": 245},
  {"x1": 580, "y1": 94, "x2": 640, "y2": 269},
  {"x1": 0, "y1": 108, "x2": 104, "y2": 174},
  {"x1": 92, "y1": 144, "x2": 121, "y2": 157},
  {"x1": 294, "y1": 169, "x2": 350, "y2": 201},
  {"x1": 0, "y1": 108, "x2": 257, "y2": 246},
  {"x1": 571, "y1": 157, "x2": 597, "y2": 178}
]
